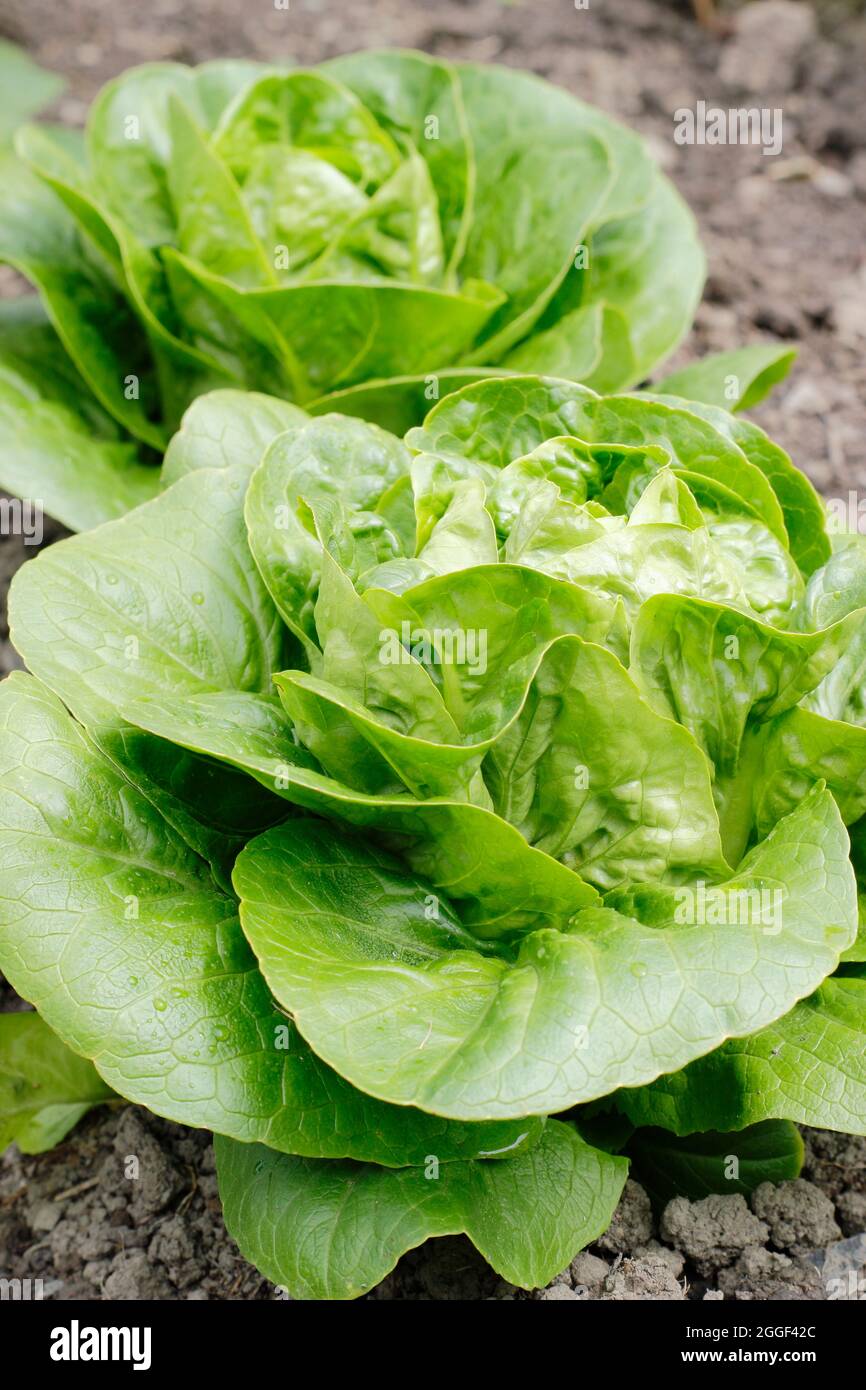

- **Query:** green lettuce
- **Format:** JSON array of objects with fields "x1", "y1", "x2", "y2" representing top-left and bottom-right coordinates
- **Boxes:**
[
  {"x1": 0, "y1": 49, "x2": 708, "y2": 532},
  {"x1": 2, "y1": 374, "x2": 862, "y2": 1299}
]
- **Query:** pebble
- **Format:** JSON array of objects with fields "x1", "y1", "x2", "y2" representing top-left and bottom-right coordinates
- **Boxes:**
[
  {"x1": 28, "y1": 1199, "x2": 62, "y2": 1234},
  {"x1": 718, "y1": 0, "x2": 817, "y2": 93}
]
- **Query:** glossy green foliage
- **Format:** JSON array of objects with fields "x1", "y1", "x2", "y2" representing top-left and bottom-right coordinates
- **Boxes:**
[
  {"x1": 215, "y1": 1122, "x2": 627, "y2": 1299},
  {"x1": 0, "y1": 1012, "x2": 113, "y2": 1154},
  {"x1": 627, "y1": 1121, "x2": 804, "y2": 1205},
  {"x1": 3, "y1": 373, "x2": 863, "y2": 1298},
  {"x1": 0, "y1": 49, "x2": 705, "y2": 528}
]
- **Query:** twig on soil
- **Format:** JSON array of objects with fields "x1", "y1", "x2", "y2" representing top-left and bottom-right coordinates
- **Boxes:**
[
  {"x1": 52, "y1": 1175, "x2": 100, "y2": 1202},
  {"x1": 177, "y1": 1164, "x2": 199, "y2": 1217}
]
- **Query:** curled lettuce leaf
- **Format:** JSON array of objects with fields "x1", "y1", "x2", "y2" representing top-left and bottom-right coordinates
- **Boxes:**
[
  {"x1": 232, "y1": 791, "x2": 853, "y2": 1120},
  {"x1": 0, "y1": 672, "x2": 541, "y2": 1168},
  {"x1": 216, "y1": 1121, "x2": 627, "y2": 1299},
  {"x1": 619, "y1": 968, "x2": 866, "y2": 1138}
]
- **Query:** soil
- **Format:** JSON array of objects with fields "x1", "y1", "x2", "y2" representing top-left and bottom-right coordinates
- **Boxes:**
[{"x1": 1, "y1": 0, "x2": 865, "y2": 1301}]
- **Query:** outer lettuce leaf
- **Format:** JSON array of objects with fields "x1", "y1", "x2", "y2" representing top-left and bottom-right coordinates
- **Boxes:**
[
  {"x1": 0, "y1": 292, "x2": 159, "y2": 532},
  {"x1": 628, "y1": 1120, "x2": 803, "y2": 1204},
  {"x1": 0, "y1": 153, "x2": 164, "y2": 448},
  {"x1": 655, "y1": 345, "x2": 796, "y2": 413},
  {"x1": 0, "y1": 379, "x2": 159, "y2": 531},
  {"x1": 847, "y1": 822, "x2": 866, "y2": 962},
  {"x1": 216, "y1": 1120, "x2": 627, "y2": 1299},
  {"x1": 17, "y1": 120, "x2": 241, "y2": 434},
  {"x1": 500, "y1": 301, "x2": 609, "y2": 383},
  {"x1": 77, "y1": 690, "x2": 603, "y2": 940},
  {"x1": 0, "y1": 1012, "x2": 114, "y2": 1154},
  {"x1": 233, "y1": 789, "x2": 854, "y2": 1120},
  {"x1": 579, "y1": 176, "x2": 704, "y2": 388},
  {"x1": 451, "y1": 63, "x2": 614, "y2": 359},
  {"x1": 161, "y1": 388, "x2": 308, "y2": 486},
  {"x1": 8, "y1": 465, "x2": 287, "y2": 728},
  {"x1": 0, "y1": 297, "x2": 160, "y2": 531},
  {"x1": 619, "y1": 968, "x2": 866, "y2": 1137},
  {"x1": 0, "y1": 673, "x2": 539, "y2": 1167},
  {"x1": 0, "y1": 296, "x2": 113, "y2": 433},
  {"x1": 89, "y1": 720, "x2": 290, "y2": 892},
  {"x1": 0, "y1": 39, "x2": 64, "y2": 143}
]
